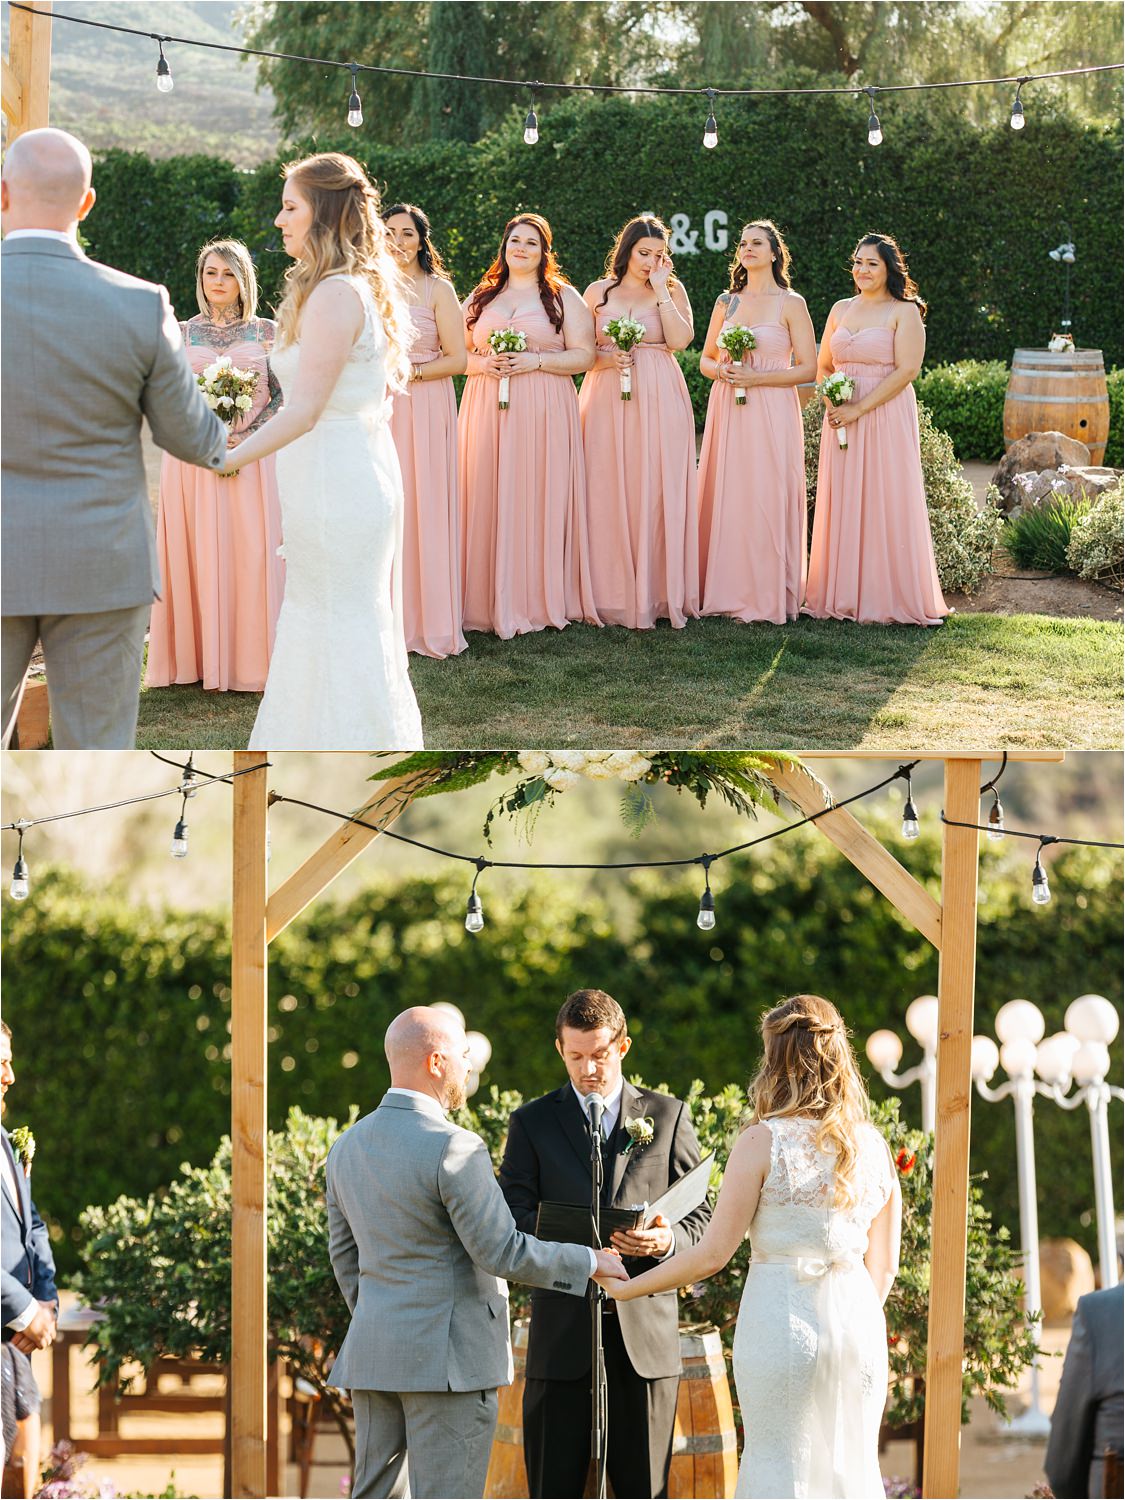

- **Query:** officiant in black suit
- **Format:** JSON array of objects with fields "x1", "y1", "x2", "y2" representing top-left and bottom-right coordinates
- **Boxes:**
[{"x1": 499, "y1": 989, "x2": 711, "y2": 1499}]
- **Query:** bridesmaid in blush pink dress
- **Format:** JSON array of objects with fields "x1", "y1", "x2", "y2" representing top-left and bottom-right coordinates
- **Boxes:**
[
  {"x1": 698, "y1": 220, "x2": 816, "y2": 624},
  {"x1": 459, "y1": 213, "x2": 600, "y2": 637},
  {"x1": 383, "y1": 203, "x2": 468, "y2": 658},
  {"x1": 580, "y1": 216, "x2": 698, "y2": 628},
  {"x1": 146, "y1": 239, "x2": 284, "y2": 692},
  {"x1": 804, "y1": 233, "x2": 948, "y2": 626}
]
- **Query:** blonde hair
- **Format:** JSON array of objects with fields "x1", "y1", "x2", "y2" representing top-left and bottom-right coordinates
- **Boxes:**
[
  {"x1": 196, "y1": 239, "x2": 259, "y2": 321},
  {"x1": 275, "y1": 153, "x2": 411, "y2": 392},
  {"x1": 749, "y1": 994, "x2": 871, "y2": 1208}
]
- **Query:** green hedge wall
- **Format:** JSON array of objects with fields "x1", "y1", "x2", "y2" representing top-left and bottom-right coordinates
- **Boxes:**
[
  {"x1": 5, "y1": 821, "x2": 1121, "y2": 1277},
  {"x1": 82, "y1": 91, "x2": 1123, "y2": 371}
]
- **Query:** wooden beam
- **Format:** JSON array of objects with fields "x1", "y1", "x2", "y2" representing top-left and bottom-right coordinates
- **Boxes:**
[
  {"x1": 923, "y1": 758, "x2": 982, "y2": 1499},
  {"x1": 4, "y1": 0, "x2": 51, "y2": 138},
  {"x1": 265, "y1": 769, "x2": 431, "y2": 943},
  {"x1": 769, "y1": 762, "x2": 943, "y2": 949},
  {"x1": 231, "y1": 753, "x2": 269, "y2": 1499}
]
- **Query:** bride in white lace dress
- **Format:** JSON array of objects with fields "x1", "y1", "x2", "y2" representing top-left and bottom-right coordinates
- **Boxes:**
[
  {"x1": 225, "y1": 153, "x2": 424, "y2": 749},
  {"x1": 600, "y1": 993, "x2": 901, "y2": 1499}
]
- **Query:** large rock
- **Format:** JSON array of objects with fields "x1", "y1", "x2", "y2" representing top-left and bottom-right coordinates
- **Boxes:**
[
  {"x1": 993, "y1": 431, "x2": 1092, "y2": 511},
  {"x1": 1038, "y1": 1237, "x2": 1096, "y2": 1323},
  {"x1": 1058, "y1": 464, "x2": 1124, "y2": 501}
]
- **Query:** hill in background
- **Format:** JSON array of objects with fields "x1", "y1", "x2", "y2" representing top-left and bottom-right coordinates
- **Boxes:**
[{"x1": 2, "y1": 1, "x2": 278, "y2": 164}]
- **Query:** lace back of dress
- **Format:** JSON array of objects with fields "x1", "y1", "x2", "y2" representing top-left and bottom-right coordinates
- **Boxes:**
[{"x1": 764, "y1": 1117, "x2": 838, "y2": 1210}]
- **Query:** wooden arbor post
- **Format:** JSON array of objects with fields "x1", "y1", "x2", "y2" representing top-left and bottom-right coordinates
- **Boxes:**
[
  {"x1": 229, "y1": 750, "x2": 1063, "y2": 1500},
  {"x1": 2, "y1": 0, "x2": 52, "y2": 140}
]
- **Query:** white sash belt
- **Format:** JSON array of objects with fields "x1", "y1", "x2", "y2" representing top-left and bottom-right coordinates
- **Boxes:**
[{"x1": 752, "y1": 1251, "x2": 865, "y2": 1281}]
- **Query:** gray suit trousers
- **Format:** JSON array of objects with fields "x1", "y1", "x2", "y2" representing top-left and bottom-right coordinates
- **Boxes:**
[
  {"x1": 351, "y1": 1387, "x2": 499, "y2": 1500},
  {"x1": 2, "y1": 607, "x2": 150, "y2": 749}
]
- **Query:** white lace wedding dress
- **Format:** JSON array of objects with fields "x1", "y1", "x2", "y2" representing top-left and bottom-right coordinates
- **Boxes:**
[
  {"x1": 248, "y1": 274, "x2": 424, "y2": 750},
  {"x1": 732, "y1": 1116, "x2": 896, "y2": 1499}
]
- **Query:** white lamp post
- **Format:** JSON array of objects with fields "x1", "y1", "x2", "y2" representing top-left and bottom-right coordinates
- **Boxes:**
[
  {"x1": 431, "y1": 1005, "x2": 492, "y2": 1099},
  {"x1": 865, "y1": 994, "x2": 939, "y2": 1133},
  {"x1": 972, "y1": 998, "x2": 1050, "y2": 1435}
]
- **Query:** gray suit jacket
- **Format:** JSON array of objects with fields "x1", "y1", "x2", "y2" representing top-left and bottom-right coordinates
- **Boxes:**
[
  {"x1": 1046, "y1": 1283, "x2": 1124, "y2": 1498},
  {"x1": 326, "y1": 1093, "x2": 593, "y2": 1394},
  {"x1": 1, "y1": 235, "x2": 227, "y2": 615}
]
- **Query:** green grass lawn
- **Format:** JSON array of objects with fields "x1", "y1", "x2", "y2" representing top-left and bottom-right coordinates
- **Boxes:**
[{"x1": 134, "y1": 613, "x2": 1122, "y2": 750}]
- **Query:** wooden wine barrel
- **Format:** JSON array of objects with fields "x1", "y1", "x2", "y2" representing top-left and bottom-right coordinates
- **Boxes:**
[
  {"x1": 484, "y1": 1322, "x2": 739, "y2": 1500},
  {"x1": 1003, "y1": 348, "x2": 1109, "y2": 464}
]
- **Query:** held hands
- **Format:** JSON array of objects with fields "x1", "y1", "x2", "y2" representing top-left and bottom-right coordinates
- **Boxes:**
[
  {"x1": 610, "y1": 1211, "x2": 673, "y2": 1260},
  {"x1": 593, "y1": 1247, "x2": 628, "y2": 1284}
]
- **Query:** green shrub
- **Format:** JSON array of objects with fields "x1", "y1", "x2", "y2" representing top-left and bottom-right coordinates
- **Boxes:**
[
  {"x1": 1066, "y1": 479, "x2": 1124, "y2": 587},
  {"x1": 1002, "y1": 495, "x2": 1092, "y2": 572},
  {"x1": 801, "y1": 399, "x2": 1002, "y2": 594},
  {"x1": 1106, "y1": 369, "x2": 1124, "y2": 468},
  {"x1": 914, "y1": 361, "x2": 1009, "y2": 461}
]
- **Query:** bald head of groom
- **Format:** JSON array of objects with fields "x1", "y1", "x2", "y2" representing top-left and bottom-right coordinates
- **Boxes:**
[
  {"x1": 2, "y1": 127, "x2": 95, "y2": 234},
  {"x1": 385, "y1": 1006, "x2": 473, "y2": 1113}
]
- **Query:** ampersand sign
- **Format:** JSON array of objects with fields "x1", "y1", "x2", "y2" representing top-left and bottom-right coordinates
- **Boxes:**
[{"x1": 668, "y1": 214, "x2": 700, "y2": 255}]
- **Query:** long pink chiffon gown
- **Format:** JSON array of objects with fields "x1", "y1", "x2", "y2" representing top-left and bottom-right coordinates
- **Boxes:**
[
  {"x1": 390, "y1": 280, "x2": 468, "y2": 658},
  {"x1": 459, "y1": 301, "x2": 600, "y2": 637},
  {"x1": 579, "y1": 304, "x2": 699, "y2": 628},
  {"x1": 804, "y1": 310, "x2": 948, "y2": 625},
  {"x1": 146, "y1": 317, "x2": 285, "y2": 690},
  {"x1": 698, "y1": 299, "x2": 807, "y2": 623}
]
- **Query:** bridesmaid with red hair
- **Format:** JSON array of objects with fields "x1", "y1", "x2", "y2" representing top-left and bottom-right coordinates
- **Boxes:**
[
  {"x1": 580, "y1": 215, "x2": 699, "y2": 629},
  {"x1": 458, "y1": 213, "x2": 600, "y2": 638}
]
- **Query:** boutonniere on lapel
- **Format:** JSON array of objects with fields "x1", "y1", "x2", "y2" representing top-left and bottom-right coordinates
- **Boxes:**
[
  {"x1": 9, "y1": 1126, "x2": 35, "y2": 1177},
  {"x1": 622, "y1": 1116, "x2": 655, "y2": 1156}
]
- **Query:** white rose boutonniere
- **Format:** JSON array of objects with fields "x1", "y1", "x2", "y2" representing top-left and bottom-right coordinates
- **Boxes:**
[
  {"x1": 9, "y1": 1125, "x2": 36, "y2": 1176},
  {"x1": 623, "y1": 1116, "x2": 655, "y2": 1154}
]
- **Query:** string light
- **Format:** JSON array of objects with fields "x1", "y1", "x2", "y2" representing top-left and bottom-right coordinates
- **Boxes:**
[
  {"x1": 1032, "y1": 840, "x2": 1052, "y2": 905},
  {"x1": 155, "y1": 39, "x2": 173, "y2": 93},
  {"x1": 1010, "y1": 79, "x2": 1027, "y2": 129},
  {"x1": 865, "y1": 86, "x2": 883, "y2": 146},
  {"x1": 702, "y1": 89, "x2": 718, "y2": 149},
  {"x1": 523, "y1": 103, "x2": 539, "y2": 146},
  {"x1": 9, "y1": 826, "x2": 30, "y2": 902},
  {"x1": 901, "y1": 773, "x2": 920, "y2": 839},
  {"x1": 170, "y1": 792, "x2": 190, "y2": 859},
  {"x1": 346, "y1": 64, "x2": 363, "y2": 128},
  {"x1": 696, "y1": 856, "x2": 716, "y2": 930},
  {"x1": 465, "y1": 860, "x2": 487, "y2": 934},
  {"x1": 987, "y1": 794, "x2": 1006, "y2": 840}
]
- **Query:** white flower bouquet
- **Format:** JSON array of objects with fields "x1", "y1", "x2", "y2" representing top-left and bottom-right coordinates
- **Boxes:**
[
  {"x1": 716, "y1": 325, "x2": 757, "y2": 405},
  {"x1": 1048, "y1": 332, "x2": 1075, "y2": 353},
  {"x1": 817, "y1": 371, "x2": 857, "y2": 449},
  {"x1": 197, "y1": 355, "x2": 259, "y2": 427},
  {"x1": 487, "y1": 327, "x2": 528, "y2": 409},
  {"x1": 602, "y1": 316, "x2": 648, "y2": 400}
]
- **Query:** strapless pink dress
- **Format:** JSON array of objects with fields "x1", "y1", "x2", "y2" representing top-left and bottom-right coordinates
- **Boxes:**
[
  {"x1": 146, "y1": 322, "x2": 284, "y2": 691},
  {"x1": 390, "y1": 295, "x2": 467, "y2": 658},
  {"x1": 804, "y1": 324, "x2": 948, "y2": 626},
  {"x1": 698, "y1": 317, "x2": 807, "y2": 623},
  {"x1": 579, "y1": 305, "x2": 699, "y2": 628},
  {"x1": 458, "y1": 302, "x2": 600, "y2": 637}
]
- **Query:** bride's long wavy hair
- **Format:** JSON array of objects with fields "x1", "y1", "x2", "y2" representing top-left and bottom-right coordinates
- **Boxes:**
[
  {"x1": 275, "y1": 153, "x2": 412, "y2": 391},
  {"x1": 748, "y1": 994, "x2": 871, "y2": 1208}
]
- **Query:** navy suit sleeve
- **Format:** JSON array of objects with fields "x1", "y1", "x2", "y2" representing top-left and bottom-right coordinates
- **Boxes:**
[
  {"x1": 2, "y1": 1267, "x2": 35, "y2": 1328},
  {"x1": 498, "y1": 1110, "x2": 542, "y2": 1234},
  {"x1": 1045, "y1": 1299, "x2": 1096, "y2": 1499},
  {"x1": 28, "y1": 1192, "x2": 57, "y2": 1305},
  {"x1": 667, "y1": 1102, "x2": 711, "y2": 1248}
]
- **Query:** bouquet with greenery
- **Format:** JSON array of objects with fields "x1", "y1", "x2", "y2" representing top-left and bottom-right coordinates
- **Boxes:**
[
  {"x1": 487, "y1": 326, "x2": 528, "y2": 409},
  {"x1": 716, "y1": 325, "x2": 757, "y2": 405},
  {"x1": 817, "y1": 371, "x2": 857, "y2": 448},
  {"x1": 197, "y1": 356, "x2": 258, "y2": 426},
  {"x1": 602, "y1": 316, "x2": 648, "y2": 400}
]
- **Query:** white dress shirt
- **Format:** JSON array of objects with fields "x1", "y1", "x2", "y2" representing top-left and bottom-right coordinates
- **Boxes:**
[{"x1": 571, "y1": 1077, "x2": 624, "y2": 1137}]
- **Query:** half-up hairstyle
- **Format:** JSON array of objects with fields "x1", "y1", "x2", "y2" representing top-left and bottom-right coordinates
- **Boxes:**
[
  {"x1": 466, "y1": 213, "x2": 568, "y2": 335},
  {"x1": 728, "y1": 220, "x2": 792, "y2": 294},
  {"x1": 275, "y1": 152, "x2": 412, "y2": 391},
  {"x1": 595, "y1": 215, "x2": 680, "y2": 315},
  {"x1": 854, "y1": 233, "x2": 927, "y2": 320},
  {"x1": 381, "y1": 201, "x2": 452, "y2": 282},
  {"x1": 748, "y1": 994, "x2": 871, "y2": 1208}
]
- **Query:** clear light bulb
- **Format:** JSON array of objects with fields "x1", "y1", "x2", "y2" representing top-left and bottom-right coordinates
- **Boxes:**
[
  {"x1": 171, "y1": 819, "x2": 189, "y2": 859},
  {"x1": 465, "y1": 891, "x2": 484, "y2": 933},
  {"x1": 347, "y1": 91, "x2": 363, "y2": 128},
  {"x1": 1010, "y1": 97, "x2": 1025, "y2": 130},
  {"x1": 901, "y1": 798, "x2": 919, "y2": 839},
  {"x1": 523, "y1": 108, "x2": 539, "y2": 146},
  {"x1": 1031, "y1": 857, "x2": 1050, "y2": 905},
  {"x1": 867, "y1": 112, "x2": 883, "y2": 147},
  {"x1": 697, "y1": 889, "x2": 716, "y2": 930},
  {"x1": 987, "y1": 798, "x2": 1005, "y2": 841},
  {"x1": 156, "y1": 55, "x2": 174, "y2": 93},
  {"x1": 9, "y1": 856, "x2": 29, "y2": 902},
  {"x1": 703, "y1": 113, "x2": 718, "y2": 149}
]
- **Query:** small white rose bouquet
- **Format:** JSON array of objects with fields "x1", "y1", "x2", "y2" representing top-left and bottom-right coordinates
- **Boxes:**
[
  {"x1": 487, "y1": 327, "x2": 528, "y2": 410},
  {"x1": 1048, "y1": 331, "x2": 1075, "y2": 353},
  {"x1": 716, "y1": 325, "x2": 757, "y2": 405},
  {"x1": 197, "y1": 355, "x2": 259, "y2": 426},
  {"x1": 817, "y1": 371, "x2": 857, "y2": 449},
  {"x1": 602, "y1": 316, "x2": 648, "y2": 400},
  {"x1": 9, "y1": 1125, "x2": 35, "y2": 1176}
]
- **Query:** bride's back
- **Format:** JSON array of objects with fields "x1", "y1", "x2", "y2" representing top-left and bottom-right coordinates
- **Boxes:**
[{"x1": 751, "y1": 1115, "x2": 893, "y2": 1261}]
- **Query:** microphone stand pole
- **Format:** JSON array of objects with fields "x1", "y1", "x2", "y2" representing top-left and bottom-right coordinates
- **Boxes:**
[{"x1": 588, "y1": 1101, "x2": 608, "y2": 1500}]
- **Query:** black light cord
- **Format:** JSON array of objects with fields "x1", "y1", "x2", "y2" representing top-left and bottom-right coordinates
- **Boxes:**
[
  {"x1": 980, "y1": 752, "x2": 1009, "y2": 796},
  {"x1": 939, "y1": 814, "x2": 1122, "y2": 850},
  {"x1": 8, "y1": 3, "x2": 1123, "y2": 102},
  {"x1": 1, "y1": 756, "x2": 270, "y2": 833}
]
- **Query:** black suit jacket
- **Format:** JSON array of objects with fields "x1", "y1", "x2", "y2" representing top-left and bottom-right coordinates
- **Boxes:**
[
  {"x1": 1, "y1": 1126, "x2": 57, "y2": 1341},
  {"x1": 499, "y1": 1081, "x2": 710, "y2": 1381}
]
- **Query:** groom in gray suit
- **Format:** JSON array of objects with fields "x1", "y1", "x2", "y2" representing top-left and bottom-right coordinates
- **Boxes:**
[
  {"x1": 326, "y1": 1006, "x2": 626, "y2": 1500},
  {"x1": 1, "y1": 128, "x2": 228, "y2": 749}
]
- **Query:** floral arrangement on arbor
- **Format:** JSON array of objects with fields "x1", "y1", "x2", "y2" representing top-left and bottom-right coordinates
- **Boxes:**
[{"x1": 370, "y1": 750, "x2": 805, "y2": 843}]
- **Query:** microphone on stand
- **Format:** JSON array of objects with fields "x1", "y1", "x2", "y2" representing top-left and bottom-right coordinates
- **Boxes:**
[{"x1": 586, "y1": 1092, "x2": 607, "y2": 1138}]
